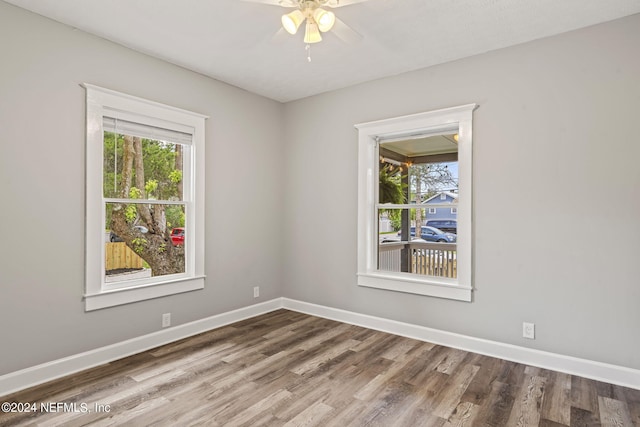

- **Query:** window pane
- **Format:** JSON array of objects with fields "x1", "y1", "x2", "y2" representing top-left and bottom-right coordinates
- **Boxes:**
[
  {"x1": 105, "y1": 202, "x2": 186, "y2": 283},
  {"x1": 378, "y1": 208, "x2": 457, "y2": 279},
  {"x1": 377, "y1": 133, "x2": 459, "y2": 279},
  {"x1": 103, "y1": 131, "x2": 185, "y2": 201}
]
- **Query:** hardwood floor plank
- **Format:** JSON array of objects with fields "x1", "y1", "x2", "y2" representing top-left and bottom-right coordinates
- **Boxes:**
[
  {"x1": 403, "y1": 344, "x2": 449, "y2": 386},
  {"x1": 443, "y1": 401, "x2": 480, "y2": 426},
  {"x1": 322, "y1": 400, "x2": 369, "y2": 427},
  {"x1": 380, "y1": 337, "x2": 421, "y2": 361},
  {"x1": 432, "y1": 363, "x2": 480, "y2": 419},
  {"x1": 598, "y1": 396, "x2": 634, "y2": 427},
  {"x1": 220, "y1": 388, "x2": 292, "y2": 426},
  {"x1": 539, "y1": 419, "x2": 570, "y2": 427},
  {"x1": 629, "y1": 400, "x2": 640, "y2": 426},
  {"x1": 78, "y1": 396, "x2": 171, "y2": 427},
  {"x1": 1, "y1": 309, "x2": 639, "y2": 427},
  {"x1": 434, "y1": 348, "x2": 468, "y2": 375},
  {"x1": 282, "y1": 400, "x2": 333, "y2": 427},
  {"x1": 278, "y1": 383, "x2": 333, "y2": 422},
  {"x1": 459, "y1": 353, "x2": 501, "y2": 405},
  {"x1": 353, "y1": 350, "x2": 416, "y2": 401},
  {"x1": 506, "y1": 374, "x2": 548, "y2": 426},
  {"x1": 294, "y1": 322, "x2": 352, "y2": 351},
  {"x1": 289, "y1": 339, "x2": 361, "y2": 375},
  {"x1": 382, "y1": 370, "x2": 450, "y2": 426},
  {"x1": 570, "y1": 406, "x2": 601, "y2": 427},
  {"x1": 572, "y1": 375, "x2": 601, "y2": 413},
  {"x1": 472, "y1": 380, "x2": 516, "y2": 427},
  {"x1": 541, "y1": 371, "x2": 572, "y2": 425}
]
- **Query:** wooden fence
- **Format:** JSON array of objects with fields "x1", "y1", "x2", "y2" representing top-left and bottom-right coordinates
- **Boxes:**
[{"x1": 105, "y1": 242, "x2": 143, "y2": 271}]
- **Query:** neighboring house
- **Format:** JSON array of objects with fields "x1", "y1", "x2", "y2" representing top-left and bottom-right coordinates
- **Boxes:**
[{"x1": 422, "y1": 191, "x2": 458, "y2": 220}]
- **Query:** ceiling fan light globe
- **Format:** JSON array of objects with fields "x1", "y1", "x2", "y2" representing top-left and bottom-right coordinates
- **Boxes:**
[
  {"x1": 313, "y1": 9, "x2": 335, "y2": 32},
  {"x1": 304, "y1": 21, "x2": 322, "y2": 43},
  {"x1": 282, "y1": 10, "x2": 304, "y2": 35}
]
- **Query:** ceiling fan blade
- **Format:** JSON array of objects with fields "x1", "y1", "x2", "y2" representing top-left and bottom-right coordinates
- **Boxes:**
[
  {"x1": 330, "y1": 17, "x2": 362, "y2": 44},
  {"x1": 325, "y1": 0, "x2": 370, "y2": 8},
  {"x1": 239, "y1": 0, "x2": 298, "y2": 6},
  {"x1": 270, "y1": 27, "x2": 290, "y2": 45}
]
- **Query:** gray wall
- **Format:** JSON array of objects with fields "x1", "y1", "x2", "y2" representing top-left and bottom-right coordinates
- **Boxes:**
[
  {"x1": 0, "y1": 2, "x2": 285, "y2": 375},
  {"x1": 283, "y1": 14, "x2": 640, "y2": 370}
]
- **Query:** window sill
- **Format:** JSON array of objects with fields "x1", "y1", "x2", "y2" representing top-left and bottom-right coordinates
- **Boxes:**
[
  {"x1": 357, "y1": 272, "x2": 472, "y2": 302},
  {"x1": 84, "y1": 275, "x2": 205, "y2": 311}
]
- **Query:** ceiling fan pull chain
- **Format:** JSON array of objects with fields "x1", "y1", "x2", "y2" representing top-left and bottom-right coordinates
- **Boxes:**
[{"x1": 306, "y1": 44, "x2": 312, "y2": 62}]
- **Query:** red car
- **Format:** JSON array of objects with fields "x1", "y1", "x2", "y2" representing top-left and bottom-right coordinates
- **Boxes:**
[{"x1": 170, "y1": 227, "x2": 184, "y2": 246}]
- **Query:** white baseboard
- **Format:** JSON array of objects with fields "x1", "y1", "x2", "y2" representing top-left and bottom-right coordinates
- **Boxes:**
[
  {"x1": 2, "y1": 297, "x2": 638, "y2": 397},
  {"x1": 281, "y1": 298, "x2": 640, "y2": 390},
  {"x1": 0, "y1": 299, "x2": 282, "y2": 397}
]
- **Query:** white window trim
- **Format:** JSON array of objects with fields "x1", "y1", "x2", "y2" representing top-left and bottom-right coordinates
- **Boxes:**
[
  {"x1": 428, "y1": 207, "x2": 437, "y2": 214},
  {"x1": 83, "y1": 84, "x2": 207, "y2": 311},
  {"x1": 451, "y1": 207, "x2": 458, "y2": 214},
  {"x1": 355, "y1": 104, "x2": 477, "y2": 302}
]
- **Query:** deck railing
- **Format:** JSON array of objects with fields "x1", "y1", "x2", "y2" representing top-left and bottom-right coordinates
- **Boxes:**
[{"x1": 378, "y1": 241, "x2": 457, "y2": 279}]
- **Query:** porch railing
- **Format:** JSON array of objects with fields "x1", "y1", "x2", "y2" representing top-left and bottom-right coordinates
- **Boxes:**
[{"x1": 378, "y1": 241, "x2": 457, "y2": 279}]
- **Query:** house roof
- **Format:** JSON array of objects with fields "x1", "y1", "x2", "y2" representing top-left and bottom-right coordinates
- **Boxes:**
[{"x1": 422, "y1": 191, "x2": 459, "y2": 204}]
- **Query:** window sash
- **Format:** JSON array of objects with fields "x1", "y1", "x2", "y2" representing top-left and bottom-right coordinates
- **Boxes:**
[{"x1": 103, "y1": 116, "x2": 193, "y2": 146}]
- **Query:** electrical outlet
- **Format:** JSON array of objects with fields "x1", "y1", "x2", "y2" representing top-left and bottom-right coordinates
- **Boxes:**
[
  {"x1": 522, "y1": 322, "x2": 535, "y2": 339},
  {"x1": 253, "y1": 286, "x2": 259, "y2": 298},
  {"x1": 162, "y1": 313, "x2": 171, "y2": 328}
]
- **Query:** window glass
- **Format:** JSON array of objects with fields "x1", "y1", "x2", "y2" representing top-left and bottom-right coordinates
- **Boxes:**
[
  {"x1": 103, "y1": 124, "x2": 188, "y2": 286},
  {"x1": 377, "y1": 134, "x2": 458, "y2": 280},
  {"x1": 105, "y1": 202, "x2": 186, "y2": 283},
  {"x1": 103, "y1": 129, "x2": 185, "y2": 201}
]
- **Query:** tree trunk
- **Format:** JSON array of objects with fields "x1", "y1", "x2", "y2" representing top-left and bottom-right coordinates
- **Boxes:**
[
  {"x1": 132, "y1": 136, "x2": 156, "y2": 234},
  {"x1": 120, "y1": 135, "x2": 134, "y2": 198},
  {"x1": 175, "y1": 144, "x2": 183, "y2": 201},
  {"x1": 133, "y1": 136, "x2": 145, "y2": 197}
]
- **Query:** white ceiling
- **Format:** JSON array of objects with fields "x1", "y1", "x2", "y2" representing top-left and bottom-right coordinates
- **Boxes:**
[{"x1": 5, "y1": 0, "x2": 640, "y2": 102}]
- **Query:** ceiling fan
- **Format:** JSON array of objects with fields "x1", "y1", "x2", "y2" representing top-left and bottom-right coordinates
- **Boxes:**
[{"x1": 246, "y1": 0, "x2": 368, "y2": 55}]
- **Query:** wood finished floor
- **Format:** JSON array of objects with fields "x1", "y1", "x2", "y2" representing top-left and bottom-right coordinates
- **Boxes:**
[{"x1": 1, "y1": 309, "x2": 638, "y2": 426}]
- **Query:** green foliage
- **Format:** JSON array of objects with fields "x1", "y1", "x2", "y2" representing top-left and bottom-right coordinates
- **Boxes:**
[
  {"x1": 144, "y1": 179, "x2": 158, "y2": 196},
  {"x1": 103, "y1": 132, "x2": 122, "y2": 199},
  {"x1": 165, "y1": 205, "x2": 186, "y2": 229},
  {"x1": 129, "y1": 187, "x2": 142, "y2": 199},
  {"x1": 389, "y1": 210, "x2": 403, "y2": 231},
  {"x1": 157, "y1": 243, "x2": 167, "y2": 254},
  {"x1": 103, "y1": 132, "x2": 182, "y2": 201},
  {"x1": 131, "y1": 237, "x2": 147, "y2": 255},
  {"x1": 379, "y1": 164, "x2": 406, "y2": 205},
  {"x1": 169, "y1": 170, "x2": 182, "y2": 184},
  {"x1": 125, "y1": 205, "x2": 137, "y2": 223}
]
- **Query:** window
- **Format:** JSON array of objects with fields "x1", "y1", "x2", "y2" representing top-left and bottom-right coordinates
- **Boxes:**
[
  {"x1": 84, "y1": 84, "x2": 207, "y2": 311},
  {"x1": 356, "y1": 104, "x2": 476, "y2": 301},
  {"x1": 428, "y1": 207, "x2": 436, "y2": 214},
  {"x1": 451, "y1": 207, "x2": 458, "y2": 214}
]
